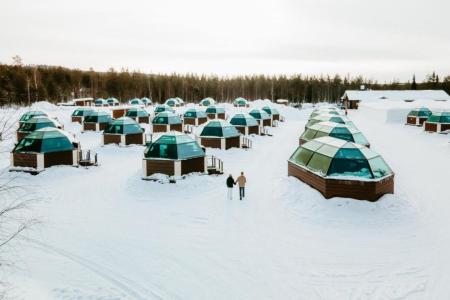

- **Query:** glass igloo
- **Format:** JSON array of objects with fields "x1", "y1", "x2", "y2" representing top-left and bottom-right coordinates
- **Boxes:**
[
  {"x1": 229, "y1": 113, "x2": 259, "y2": 135},
  {"x1": 183, "y1": 108, "x2": 208, "y2": 126},
  {"x1": 306, "y1": 114, "x2": 356, "y2": 129},
  {"x1": 200, "y1": 97, "x2": 215, "y2": 106},
  {"x1": 83, "y1": 111, "x2": 112, "y2": 131},
  {"x1": 95, "y1": 98, "x2": 109, "y2": 106},
  {"x1": 205, "y1": 105, "x2": 226, "y2": 119},
  {"x1": 125, "y1": 107, "x2": 150, "y2": 123},
  {"x1": 11, "y1": 128, "x2": 79, "y2": 172},
  {"x1": 249, "y1": 109, "x2": 272, "y2": 126},
  {"x1": 143, "y1": 132, "x2": 206, "y2": 177},
  {"x1": 71, "y1": 107, "x2": 94, "y2": 123},
  {"x1": 129, "y1": 98, "x2": 145, "y2": 106},
  {"x1": 154, "y1": 104, "x2": 175, "y2": 114},
  {"x1": 233, "y1": 97, "x2": 248, "y2": 107},
  {"x1": 103, "y1": 117, "x2": 145, "y2": 145},
  {"x1": 300, "y1": 121, "x2": 370, "y2": 147},
  {"x1": 424, "y1": 111, "x2": 450, "y2": 133},
  {"x1": 288, "y1": 136, "x2": 394, "y2": 201},
  {"x1": 17, "y1": 116, "x2": 60, "y2": 141},
  {"x1": 198, "y1": 120, "x2": 241, "y2": 150},
  {"x1": 19, "y1": 111, "x2": 47, "y2": 124},
  {"x1": 152, "y1": 111, "x2": 183, "y2": 132},
  {"x1": 406, "y1": 107, "x2": 432, "y2": 126},
  {"x1": 141, "y1": 97, "x2": 152, "y2": 105},
  {"x1": 165, "y1": 98, "x2": 180, "y2": 107},
  {"x1": 262, "y1": 106, "x2": 281, "y2": 121},
  {"x1": 106, "y1": 97, "x2": 120, "y2": 106}
]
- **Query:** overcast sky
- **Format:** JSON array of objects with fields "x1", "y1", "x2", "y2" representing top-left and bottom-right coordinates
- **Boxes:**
[{"x1": 1, "y1": 0, "x2": 449, "y2": 82}]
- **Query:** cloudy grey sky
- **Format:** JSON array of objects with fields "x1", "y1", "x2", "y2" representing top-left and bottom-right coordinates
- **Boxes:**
[{"x1": 1, "y1": 0, "x2": 449, "y2": 81}]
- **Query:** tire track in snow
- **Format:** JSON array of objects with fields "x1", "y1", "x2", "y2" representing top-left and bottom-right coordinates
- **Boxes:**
[{"x1": 23, "y1": 237, "x2": 163, "y2": 300}]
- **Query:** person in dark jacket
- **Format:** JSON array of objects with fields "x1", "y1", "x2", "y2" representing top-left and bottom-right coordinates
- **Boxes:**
[{"x1": 226, "y1": 174, "x2": 235, "y2": 200}]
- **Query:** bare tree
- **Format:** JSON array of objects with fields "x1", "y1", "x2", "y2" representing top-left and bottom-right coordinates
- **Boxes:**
[{"x1": 0, "y1": 109, "x2": 38, "y2": 299}]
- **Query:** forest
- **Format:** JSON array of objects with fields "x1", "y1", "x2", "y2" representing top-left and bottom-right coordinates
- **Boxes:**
[{"x1": 1, "y1": 60, "x2": 449, "y2": 106}]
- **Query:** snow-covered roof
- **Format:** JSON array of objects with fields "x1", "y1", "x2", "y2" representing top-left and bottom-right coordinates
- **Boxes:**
[{"x1": 342, "y1": 90, "x2": 450, "y2": 102}]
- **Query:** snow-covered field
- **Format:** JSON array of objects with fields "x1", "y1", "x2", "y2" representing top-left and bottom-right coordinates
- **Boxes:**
[{"x1": 2, "y1": 100, "x2": 450, "y2": 300}]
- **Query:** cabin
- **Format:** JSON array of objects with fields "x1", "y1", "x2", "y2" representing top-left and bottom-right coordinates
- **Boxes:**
[
  {"x1": 262, "y1": 106, "x2": 281, "y2": 122},
  {"x1": 11, "y1": 128, "x2": 80, "y2": 173},
  {"x1": 95, "y1": 98, "x2": 109, "y2": 107},
  {"x1": 276, "y1": 99, "x2": 289, "y2": 105},
  {"x1": 205, "y1": 105, "x2": 226, "y2": 120},
  {"x1": 233, "y1": 97, "x2": 249, "y2": 107},
  {"x1": 229, "y1": 113, "x2": 260, "y2": 135},
  {"x1": 200, "y1": 97, "x2": 215, "y2": 107},
  {"x1": 288, "y1": 136, "x2": 394, "y2": 201},
  {"x1": 424, "y1": 111, "x2": 450, "y2": 133},
  {"x1": 249, "y1": 109, "x2": 272, "y2": 127},
  {"x1": 82, "y1": 111, "x2": 112, "y2": 131},
  {"x1": 300, "y1": 121, "x2": 370, "y2": 147},
  {"x1": 183, "y1": 108, "x2": 208, "y2": 126},
  {"x1": 71, "y1": 107, "x2": 95, "y2": 123},
  {"x1": 406, "y1": 107, "x2": 432, "y2": 126},
  {"x1": 142, "y1": 132, "x2": 206, "y2": 177},
  {"x1": 152, "y1": 111, "x2": 183, "y2": 133},
  {"x1": 16, "y1": 116, "x2": 62, "y2": 142},
  {"x1": 19, "y1": 111, "x2": 48, "y2": 125},
  {"x1": 73, "y1": 97, "x2": 94, "y2": 106},
  {"x1": 341, "y1": 90, "x2": 450, "y2": 110},
  {"x1": 197, "y1": 120, "x2": 241, "y2": 150},
  {"x1": 103, "y1": 117, "x2": 146, "y2": 145},
  {"x1": 154, "y1": 104, "x2": 175, "y2": 114},
  {"x1": 125, "y1": 107, "x2": 150, "y2": 123},
  {"x1": 106, "y1": 97, "x2": 120, "y2": 106}
]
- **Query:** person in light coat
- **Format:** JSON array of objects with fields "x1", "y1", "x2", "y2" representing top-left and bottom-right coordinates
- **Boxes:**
[{"x1": 235, "y1": 171, "x2": 247, "y2": 200}]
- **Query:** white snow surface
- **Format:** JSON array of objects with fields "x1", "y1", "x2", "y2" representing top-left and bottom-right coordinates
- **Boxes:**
[{"x1": 1, "y1": 100, "x2": 450, "y2": 300}]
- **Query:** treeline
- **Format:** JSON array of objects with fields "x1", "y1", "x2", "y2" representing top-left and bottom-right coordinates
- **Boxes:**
[{"x1": 1, "y1": 63, "x2": 449, "y2": 106}]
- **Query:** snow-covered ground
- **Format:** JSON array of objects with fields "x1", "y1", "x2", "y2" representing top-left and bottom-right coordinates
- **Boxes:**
[{"x1": 2, "y1": 100, "x2": 450, "y2": 300}]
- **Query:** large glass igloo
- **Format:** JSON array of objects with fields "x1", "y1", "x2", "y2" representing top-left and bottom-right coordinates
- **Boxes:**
[{"x1": 288, "y1": 136, "x2": 394, "y2": 201}]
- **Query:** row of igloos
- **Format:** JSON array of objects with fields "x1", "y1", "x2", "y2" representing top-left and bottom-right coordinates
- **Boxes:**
[{"x1": 405, "y1": 107, "x2": 450, "y2": 133}]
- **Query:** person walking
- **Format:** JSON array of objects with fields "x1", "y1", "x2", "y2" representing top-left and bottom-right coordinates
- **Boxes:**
[
  {"x1": 235, "y1": 171, "x2": 247, "y2": 201},
  {"x1": 226, "y1": 174, "x2": 235, "y2": 200}
]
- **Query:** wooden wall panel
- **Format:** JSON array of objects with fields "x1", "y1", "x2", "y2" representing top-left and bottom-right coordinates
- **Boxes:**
[
  {"x1": 44, "y1": 151, "x2": 74, "y2": 167},
  {"x1": 13, "y1": 153, "x2": 37, "y2": 168},
  {"x1": 225, "y1": 136, "x2": 240, "y2": 149},
  {"x1": 146, "y1": 159, "x2": 174, "y2": 176},
  {"x1": 181, "y1": 157, "x2": 205, "y2": 175}
]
